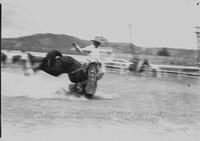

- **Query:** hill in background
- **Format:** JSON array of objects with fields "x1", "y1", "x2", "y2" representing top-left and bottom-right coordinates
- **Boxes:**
[{"x1": 2, "y1": 33, "x2": 91, "y2": 55}]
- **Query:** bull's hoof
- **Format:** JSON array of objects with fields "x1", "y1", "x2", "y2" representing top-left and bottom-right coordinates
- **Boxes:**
[
  {"x1": 84, "y1": 94, "x2": 93, "y2": 99},
  {"x1": 69, "y1": 83, "x2": 85, "y2": 96},
  {"x1": 68, "y1": 84, "x2": 76, "y2": 93}
]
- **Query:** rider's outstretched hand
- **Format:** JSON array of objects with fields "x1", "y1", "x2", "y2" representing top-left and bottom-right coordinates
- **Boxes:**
[{"x1": 72, "y1": 42, "x2": 77, "y2": 47}]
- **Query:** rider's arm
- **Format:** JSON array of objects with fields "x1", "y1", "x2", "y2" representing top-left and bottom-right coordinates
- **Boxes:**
[
  {"x1": 73, "y1": 43, "x2": 83, "y2": 53},
  {"x1": 73, "y1": 43, "x2": 92, "y2": 54}
]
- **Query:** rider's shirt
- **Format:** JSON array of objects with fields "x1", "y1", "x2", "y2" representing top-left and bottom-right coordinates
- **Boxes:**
[
  {"x1": 82, "y1": 44, "x2": 101, "y2": 63},
  {"x1": 80, "y1": 44, "x2": 106, "y2": 73}
]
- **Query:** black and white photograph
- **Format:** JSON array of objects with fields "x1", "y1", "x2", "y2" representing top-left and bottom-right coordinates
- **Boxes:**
[{"x1": 1, "y1": 0, "x2": 200, "y2": 140}]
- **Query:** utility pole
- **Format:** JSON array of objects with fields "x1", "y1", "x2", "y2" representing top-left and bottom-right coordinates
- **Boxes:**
[
  {"x1": 128, "y1": 24, "x2": 135, "y2": 58},
  {"x1": 128, "y1": 24, "x2": 133, "y2": 44},
  {"x1": 195, "y1": 27, "x2": 200, "y2": 67}
]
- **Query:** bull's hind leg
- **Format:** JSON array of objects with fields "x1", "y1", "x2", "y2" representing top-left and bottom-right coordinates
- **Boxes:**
[
  {"x1": 68, "y1": 84, "x2": 84, "y2": 97},
  {"x1": 75, "y1": 83, "x2": 85, "y2": 94},
  {"x1": 69, "y1": 83, "x2": 84, "y2": 94},
  {"x1": 84, "y1": 63, "x2": 98, "y2": 97}
]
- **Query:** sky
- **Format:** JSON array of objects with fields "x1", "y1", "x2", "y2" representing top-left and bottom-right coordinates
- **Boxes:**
[{"x1": 2, "y1": 0, "x2": 200, "y2": 49}]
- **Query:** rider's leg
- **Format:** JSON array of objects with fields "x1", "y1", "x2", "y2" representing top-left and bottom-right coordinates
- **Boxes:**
[{"x1": 84, "y1": 63, "x2": 97, "y2": 95}]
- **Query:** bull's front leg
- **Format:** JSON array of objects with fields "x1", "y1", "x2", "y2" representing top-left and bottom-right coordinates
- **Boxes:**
[{"x1": 68, "y1": 82, "x2": 86, "y2": 95}]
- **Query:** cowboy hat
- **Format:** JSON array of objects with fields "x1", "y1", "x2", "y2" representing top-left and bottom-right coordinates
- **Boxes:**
[{"x1": 91, "y1": 36, "x2": 104, "y2": 44}]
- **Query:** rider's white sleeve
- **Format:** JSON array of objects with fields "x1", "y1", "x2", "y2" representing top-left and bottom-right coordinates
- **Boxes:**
[{"x1": 82, "y1": 45, "x2": 93, "y2": 52}]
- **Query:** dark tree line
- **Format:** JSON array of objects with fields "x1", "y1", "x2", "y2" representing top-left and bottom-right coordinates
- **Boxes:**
[{"x1": 157, "y1": 48, "x2": 170, "y2": 56}]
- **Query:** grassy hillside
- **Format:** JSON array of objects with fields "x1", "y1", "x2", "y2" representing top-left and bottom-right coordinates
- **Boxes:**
[{"x1": 2, "y1": 33, "x2": 91, "y2": 55}]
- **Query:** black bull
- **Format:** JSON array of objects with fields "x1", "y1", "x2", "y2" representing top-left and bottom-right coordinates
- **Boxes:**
[{"x1": 28, "y1": 51, "x2": 98, "y2": 97}]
